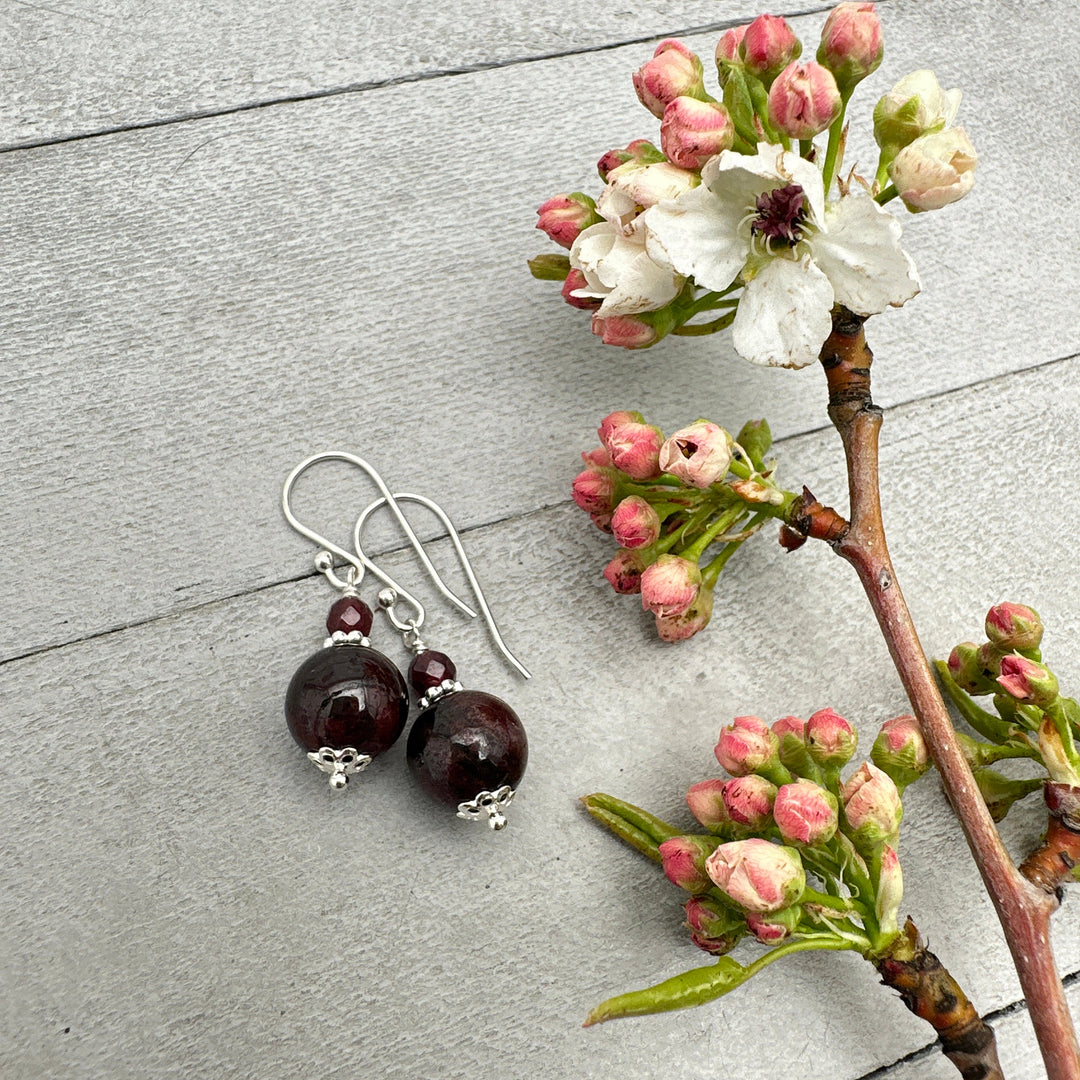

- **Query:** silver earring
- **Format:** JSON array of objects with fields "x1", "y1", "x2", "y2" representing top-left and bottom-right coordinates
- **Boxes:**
[{"x1": 354, "y1": 492, "x2": 531, "y2": 830}]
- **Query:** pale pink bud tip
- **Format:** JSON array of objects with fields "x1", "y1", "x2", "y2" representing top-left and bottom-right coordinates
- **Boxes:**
[
  {"x1": 633, "y1": 39, "x2": 706, "y2": 120},
  {"x1": 741, "y1": 14, "x2": 802, "y2": 84},
  {"x1": 768, "y1": 61, "x2": 842, "y2": 140},
  {"x1": 611, "y1": 496, "x2": 662, "y2": 550},
  {"x1": 562, "y1": 269, "x2": 601, "y2": 310},
  {"x1": 536, "y1": 193, "x2": 599, "y2": 249},
  {"x1": 705, "y1": 837, "x2": 805, "y2": 913},
  {"x1": 640, "y1": 554, "x2": 701, "y2": 618},
  {"x1": 659, "y1": 421, "x2": 734, "y2": 488},
  {"x1": 655, "y1": 584, "x2": 714, "y2": 642},
  {"x1": 659, "y1": 835, "x2": 716, "y2": 893},
  {"x1": 805, "y1": 707, "x2": 857, "y2": 768},
  {"x1": 597, "y1": 410, "x2": 645, "y2": 444},
  {"x1": 686, "y1": 779, "x2": 731, "y2": 831},
  {"x1": 773, "y1": 779, "x2": 838, "y2": 846},
  {"x1": 716, "y1": 25, "x2": 748, "y2": 66},
  {"x1": 660, "y1": 97, "x2": 735, "y2": 170},
  {"x1": 871, "y1": 715, "x2": 930, "y2": 790},
  {"x1": 590, "y1": 313, "x2": 659, "y2": 349},
  {"x1": 722, "y1": 774, "x2": 777, "y2": 829},
  {"x1": 715, "y1": 715, "x2": 780, "y2": 778},
  {"x1": 817, "y1": 3, "x2": 883, "y2": 88},
  {"x1": 603, "y1": 421, "x2": 665, "y2": 480},
  {"x1": 985, "y1": 602, "x2": 1043, "y2": 652},
  {"x1": 571, "y1": 466, "x2": 617, "y2": 515},
  {"x1": 891, "y1": 127, "x2": 977, "y2": 213},
  {"x1": 997, "y1": 654, "x2": 1058, "y2": 708},
  {"x1": 603, "y1": 548, "x2": 650, "y2": 594},
  {"x1": 746, "y1": 906, "x2": 801, "y2": 943}
]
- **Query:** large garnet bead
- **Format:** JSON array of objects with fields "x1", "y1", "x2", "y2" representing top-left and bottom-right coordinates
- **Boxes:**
[
  {"x1": 285, "y1": 645, "x2": 408, "y2": 756},
  {"x1": 406, "y1": 690, "x2": 528, "y2": 806}
]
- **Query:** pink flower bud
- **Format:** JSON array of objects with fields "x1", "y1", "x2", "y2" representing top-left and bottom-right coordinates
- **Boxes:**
[
  {"x1": 655, "y1": 583, "x2": 714, "y2": 642},
  {"x1": 890, "y1": 127, "x2": 977, "y2": 213},
  {"x1": 658, "y1": 421, "x2": 734, "y2": 488},
  {"x1": 633, "y1": 39, "x2": 706, "y2": 120},
  {"x1": 842, "y1": 761, "x2": 902, "y2": 850},
  {"x1": 722, "y1": 774, "x2": 777, "y2": 829},
  {"x1": 741, "y1": 14, "x2": 802, "y2": 85},
  {"x1": 985, "y1": 602, "x2": 1043, "y2": 653},
  {"x1": 871, "y1": 715, "x2": 931, "y2": 791},
  {"x1": 686, "y1": 778, "x2": 732, "y2": 832},
  {"x1": 946, "y1": 641, "x2": 991, "y2": 694},
  {"x1": 772, "y1": 715, "x2": 813, "y2": 774},
  {"x1": 774, "y1": 779, "x2": 839, "y2": 846},
  {"x1": 571, "y1": 465, "x2": 617, "y2": 515},
  {"x1": 746, "y1": 905, "x2": 802, "y2": 943},
  {"x1": 705, "y1": 837, "x2": 806, "y2": 913},
  {"x1": 640, "y1": 554, "x2": 701, "y2": 618},
  {"x1": 975, "y1": 641, "x2": 1004, "y2": 677},
  {"x1": 997, "y1": 654, "x2": 1059, "y2": 709},
  {"x1": 535, "y1": 192, "x2": 600, "y2": 249},
  {"x1": 597, "y1": 139, "x2": 665, "y2": 182},
  {"x1": 598, "y1": 410, "x2": 645, "y2": 445},
  {"x1": 602, "y1": 548, "x2": 650, "y2": 594},
  {"x1": 715, "y1": 715, "x2": 780, "y2": 777},
  {"x1": 603, "y1": 421, "x2": 665, "y2": 480},
  {"x1": 768, "y1": 61, "x2": 842, "y2": 140},
  {"x1": 817, "y1": 3, "x2": 883, "y2": 89},
  {"x1": 589, "y1": 510, "x2": 612, "y2": 533},
  {"x1": 658, "y1": 835, "x2": 717, "y2": 893},
  {"x1": 874, "y1": 844, "x2": 903, "y2": 936},
  {"x1": 660, "y1": 97, "x2": 735, "y2": 170},
  {"x1": 590, "y1": 312, "x2": 659, "y2": 349},
  {"x1": 562, "y1": 268, "x2": 602, "y2": 310},
  {"x1": 805, "y1": 707, "x2": 857, "y2": 768},
  {"x1": 716, "y1": 25, "x2": 748, "y2": 66},
  {"x1": 611, "y1": 496, "x2": 662, "y2": 549},
  {"x1": 580, "y1": 445, "x2": 611, "y2": 468},
  {"x1": 685, "y1": 896, "x2": 744, "y2": 955}
]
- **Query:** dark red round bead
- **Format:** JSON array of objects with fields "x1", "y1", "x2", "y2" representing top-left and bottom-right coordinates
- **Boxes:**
[
  {"x1": 285, "y1": 645, "x2": 407, "y2": 757},
  {"x1": 326, "y1": 596, "x2": 374, "y2": 636},
  {"x1": 407, "y1": 650, "x2": 457, "y2": 692},
  {"x1": 406, "y1": 689, "x2": 527, "y2": 807}
]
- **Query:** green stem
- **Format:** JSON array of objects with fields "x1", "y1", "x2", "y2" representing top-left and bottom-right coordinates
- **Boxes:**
[
  {"x1": 672, "y1": 311, "x2": 736, "y2": 337},
  {"x1": 680, "y1": 506, "x2": 746, "y2": 563},
  {"x1": 700, "y1": 511, "x2": 770, "y2": 586},
  {"x1": 875, "y1": 183, "x2": 898, "y2": 205},
  {"x1": 799, "y1": 138, "x2": 814, "y2": 159},
  {"x1": 821, "y1": 93, "x2": 849, "y2": 194},
  {"x1": 743, "y1": 936, "x2": 859, "y2": 979}
]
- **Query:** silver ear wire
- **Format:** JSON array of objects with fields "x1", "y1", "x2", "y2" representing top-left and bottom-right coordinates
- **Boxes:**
[
  {"x1": 281, "y1": 452, "x2": 477, "y2": 623},
  {"x1": 354, "y1": 492, "x2": 531, "y2": 681}
]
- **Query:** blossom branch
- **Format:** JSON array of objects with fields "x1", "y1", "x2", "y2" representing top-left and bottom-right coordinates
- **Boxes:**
[{"x1": 810, "y1": 307, "x2": 1080, "y2": 1079}]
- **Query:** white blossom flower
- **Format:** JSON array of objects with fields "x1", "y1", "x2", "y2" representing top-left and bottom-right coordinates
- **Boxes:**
[
  {"x1": 644, "y1": 143, "x2": 920, "y2": 367},
  {"x1": 569, "y1": 214, "x2": 683, "y2": 317}
]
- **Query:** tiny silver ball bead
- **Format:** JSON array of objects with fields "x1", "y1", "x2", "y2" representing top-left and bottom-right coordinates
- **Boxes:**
[
  {"x1": 314, "y1": 551, "x2": 334, "y2": 573},
  {"x1": 377, "y1": 587, "x2": 397, "y2": 609},
  {"x1": 329, "y1": 773, "x2": 349, "y2": 790}
]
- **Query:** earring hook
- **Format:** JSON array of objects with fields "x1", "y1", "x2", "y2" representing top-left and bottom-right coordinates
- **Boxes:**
[
  {"x1": 354, "y1": 492, "x2": 531, "y2": 681},
  {"x1": 282, "y1": 452, "x2": 478, "y2": 626}
]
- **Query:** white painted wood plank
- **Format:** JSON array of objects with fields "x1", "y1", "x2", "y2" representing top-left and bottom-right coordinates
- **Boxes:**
[
  {"x1": 2, "y1": 1, "x2": 1078, "y2": 665},
  {"x1": 2, "y1": 355, "x2": 1080, "y2": 1079},
  {"x1": 1, "y1": 0, "x2": 826, "y2": 147}
]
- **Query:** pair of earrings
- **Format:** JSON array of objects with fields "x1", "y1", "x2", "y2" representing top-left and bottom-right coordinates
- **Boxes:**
[{"x1": 280, "y1": 452, "x2": 530, "y2": 830}]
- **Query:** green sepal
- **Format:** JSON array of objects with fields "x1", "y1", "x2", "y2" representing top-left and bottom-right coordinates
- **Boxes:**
[
  {"x1": 528, "y1": 253, "x2": 572, "y2": 281},
  {"x1": 971, "y1": 767, "x2": 1044, "y2": 822},
  {"x1": 955, "y1": 730, "x2": 1041, "y2": 768},
  {"x1": 935, "y1": 660, "x2": 1016, "y2": 744},
  {"x1": 584, "y1": 957, "x2": 749, "y2": 1026},
  {"x1": 745, "y1": 74, "x2": 779, "y2": 142},
  {"x1": 722, "y1": 66, "x2": 760, "y2": 149},
  {"x1": 734, "y1": 418, "x2": 772, "y2": 470}
]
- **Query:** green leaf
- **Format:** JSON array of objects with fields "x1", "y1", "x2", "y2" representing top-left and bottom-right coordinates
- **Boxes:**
[
  {"x1": 527, "y1": 253, "x2": 571, "y2": 281},
  {"x1": 584, "y1": 957, "x2": 749, "y2": 1025}
]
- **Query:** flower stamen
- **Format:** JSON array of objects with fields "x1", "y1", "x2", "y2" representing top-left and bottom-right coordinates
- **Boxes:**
[{"x1": 749, "y1": 183, "x2": 807, "y2": 246}]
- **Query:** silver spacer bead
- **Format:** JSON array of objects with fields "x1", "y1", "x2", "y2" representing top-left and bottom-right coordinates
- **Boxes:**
[
  {"x1": 457, "y1": 785, "x2": 516, "y2": 830},
  {"x1": 307, "y1": 746, "x2": 372, "y2": 789},
  {"x1": 418, "y1": 678, "x2": 462, "y2": 710},
  {"x1": 324, "y1": 630, "x2": 370, "y2": 648}
]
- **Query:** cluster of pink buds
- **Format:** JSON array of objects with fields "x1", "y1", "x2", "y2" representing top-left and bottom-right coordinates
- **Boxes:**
[
  {"x1": 651, "y1": 706, "x2": 931, "y2": 956},
  {"x1": 939, "y1": 603, "x2": 1080, "y2": 817},
  {"x1": 573, "y1": 410, "x2": 801, "y2": 641}
]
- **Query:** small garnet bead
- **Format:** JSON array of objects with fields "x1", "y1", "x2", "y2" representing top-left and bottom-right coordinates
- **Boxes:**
[
  {"x1": 285, "y1": 644, "x2": 408, "y2": 758},
  {"x1": 326, "y1": 596, "x2": 374, "y2": 636},
  {"x1": 406, "y1": 689, "x2": 528, "y2": 807},
  {"x1": 408, "y1": 650, "x2": 457, "y2": 691}
]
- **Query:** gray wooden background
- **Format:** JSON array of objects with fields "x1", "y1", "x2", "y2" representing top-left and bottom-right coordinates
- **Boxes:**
[{"x1": 3, "y1": 1, "x2": 1079, "y2": 1076}]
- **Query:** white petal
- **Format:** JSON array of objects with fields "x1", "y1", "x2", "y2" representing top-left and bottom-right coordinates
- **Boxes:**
[
  {"x1": 598, "y1": 251, "x2": 681, "y2": 315},
  {"x1": 732, "y1": 255, "x2": 834, "y2": 368},
  {"x1": 644, "y1": 187, "x2": 748, "y2": 293},
  {"x1": 707, "y1": 144, "x2": 826, "y2": 227},
  {"x1": 810, "y1": 196, "x2": 921, "y2": 315},
  {"x1": 596, "y1": 184, "x2": 639, "y2": 225},
  {"x1": 571, "y1": 221, "x2": 646, "y2": 290}
]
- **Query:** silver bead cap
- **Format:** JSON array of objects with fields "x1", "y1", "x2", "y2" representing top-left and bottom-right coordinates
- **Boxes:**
[
  {"x1": 418, "y1": 679, "x2": 463, "y2": 710},
  {"x1": 457, "y1": 785, "x2": 516, "y2": 830},
  {"x1": 307, "y1": 746, "x2": 372, "y2": 789},
  {"x1": 323, "y1": 630, "x2": 371, "y2": 648}
]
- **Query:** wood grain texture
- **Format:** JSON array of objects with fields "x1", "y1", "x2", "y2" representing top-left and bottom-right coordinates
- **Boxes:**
[
  {"x1": 2, "y1": 1, "x2": 1079, "y2": 665},
  {"x1": 0, "y1": 0, "x2": 827, "y2": 148},
  {"x1": 3, "y1": 354, "x2": 1080, "y2": 1080}
]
